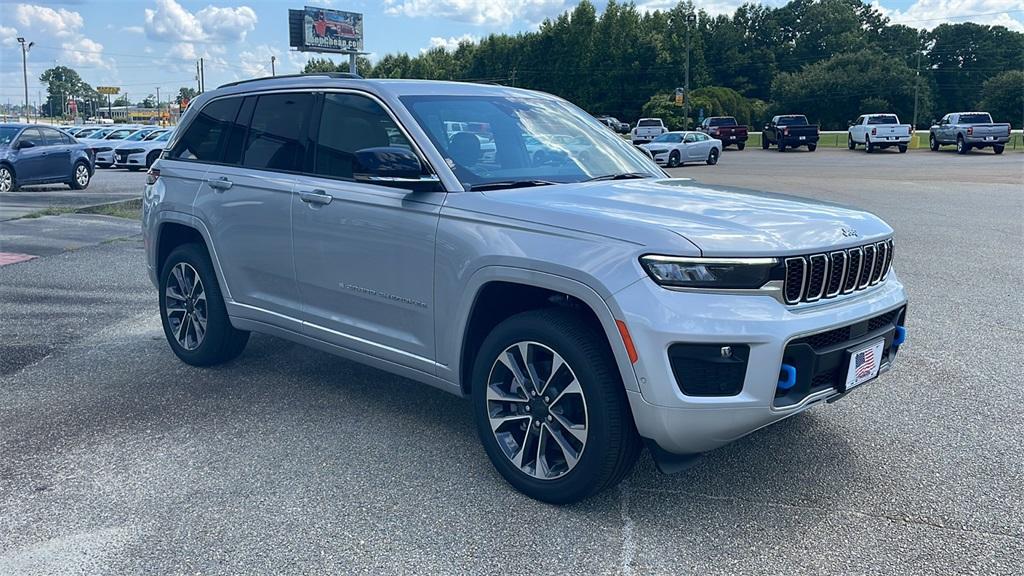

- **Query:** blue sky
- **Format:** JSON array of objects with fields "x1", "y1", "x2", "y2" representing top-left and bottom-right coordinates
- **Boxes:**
[{"x1": 2, "y1": 0, "x2": 1022, "y2": 105}]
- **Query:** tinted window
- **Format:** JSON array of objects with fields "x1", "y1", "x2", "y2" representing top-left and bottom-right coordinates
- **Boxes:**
[
  {"x1": 241, "y1": 93, "x2": 314, "y2": 172},
  {"x1": 683, "y1": 133, "x2": 697, "y2": 143},
  {"x1": 39, "y1": 127, "x2": 65, "y2": 146},
  {"x1": 867, "y1": 115, "x2": 899, "y2": 125},
  {"x1": 708, "y1": 118, "x2": 736, "y2": 126},
  {"x1": 170, "y1": 97, "x2": 243, "y2": 162},
  {"x1": 19, "y1": 128, "x2": 43, "y2": 145},
  {"x1": 222, "y1": 96, "x2": 256, "y2": 165},
  {"x1": 312, "y1": 93, "x2": 409, "y2": 180},
  {"x1": 638, "y1": 119, "x2": 661, "y2": 127},
  {"x1": 776, "y1": 116, "x2": 808, "y2": 126},
  {"x1": 959, "y1": 113, "x2": 992, "y2": 124},
  {"x1": 106, "y1": 129, "x2": 134, "y2": 140}
]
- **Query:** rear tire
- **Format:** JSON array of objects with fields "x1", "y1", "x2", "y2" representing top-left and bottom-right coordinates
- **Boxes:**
[
  {"x1": 898, "y1": 145, "x2": 908, "y2": 154},
  {"x1": 472, "y1": 308, "x2": 641, "y2": 504},
  {"x1": 706, "y1": 148, "x2": 719, "y2": 165},
  {"x1": 956, "y1": 136, "x2": 969, "y2": 154},
  {"x1": 778, "y1": 142, "x2": 786, "y2": 152},
  {"x1": 70, "y1": 161, "x2": 91, "y2": 190},
  {"x1": 159, "y1": 243, "x2": 249, "y2": 367},
  {"x1": 736, "y1": 142, "x2": 745, "y2": 151},
  {"x1": 865, "y1": 136, "x2": 874, "y2": 153},
  {"x1": 993, "y1": 145, "x2": 1004, "y2": 155},
  {"x1": 807, "y1": 143, "x2": 817, "y2": 152}
]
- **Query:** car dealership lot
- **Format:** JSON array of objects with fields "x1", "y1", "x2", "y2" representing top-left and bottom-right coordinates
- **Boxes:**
[
  {"x1": 0, "y1": 169, "x2": 145, "y2": 222},
  {"x1": 1, "y1": 149, "x2": 1022, "y2": 574}
]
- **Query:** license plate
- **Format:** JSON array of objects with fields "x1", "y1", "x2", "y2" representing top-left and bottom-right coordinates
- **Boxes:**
[
  {"x1": 845, "y1": 339, "x2": 885, "y2": 391},
  {"x1": 985, "y1": 136, "x2": 995, "y2": 141},
  {"x1": 799, "y1": 136, "x2": 806, "y2": 140}
]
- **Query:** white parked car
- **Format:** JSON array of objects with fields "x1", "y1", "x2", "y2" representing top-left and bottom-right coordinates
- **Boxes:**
[
  {"x1": 847, "y1": 114, "x2": 912, "y2": 153},
  {"x1": 631, "y1": 118, "x2": 667, "y2": 145},
  {"x1": 640, "y1": 131, "x2": 722, "y2": 167},
  {"x1": 79, "y1": 126, "x2": 157, "y2": 168},
  {"x1": 114, "y1": 129, "x2": 173, "y2": 170}
]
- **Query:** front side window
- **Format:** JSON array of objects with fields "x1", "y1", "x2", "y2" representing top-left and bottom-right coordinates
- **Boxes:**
[
  {"x1": 170, "y1": 97, "x2": 243, "y2": 162},
  {"x1": 313, "y1": 92, "x2": 413, "y2": 180},
  {"x1": 19, "y1": 128, "x2": 43, "y2": 146},
  {"x1": 401, "y1": 95, "x2": 659, "y2": 188},
  {"x1": 241, "y1": 93, "x2": 314, "y2": 172},
  {"x1": 683, "y1": 133, "x2": 697, "y2": 143}
]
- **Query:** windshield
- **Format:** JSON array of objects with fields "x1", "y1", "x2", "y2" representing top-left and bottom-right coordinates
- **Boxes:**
[
  {"x1": 867, "y1": 115, "x2": 899, "y2": 125},
  {"x1": 152, "y1": 131, "x2": 173, "y2": 142},
  {"x1": 400, "y1": 95, "x2": 660, "y2": 188},
  {"x1": 106, "y1": 129, "x2": 135, "y2": 140},
  {"x1": 652, "y1": 132, "x2": 682, "y2": 143},
  {"x1": 776, "y1": 116, "x2": 808, "y2": 126},
  {"x1": 708, "y1": 118, "x2": 736, "y2": 127},
  {"x1": 86, "y1": 128, "x2": 112, "y2": 139},
  {"x1": 124, "y1": 130, "x2": 154, "y2": 141},
  {"x1": 959, "y1": 113, "x2": 992, "y2": 124},
  {"x1": 0, "y1": 126, "x2": 20, "y2": 146},
  {"x1": 144, "y1": 130, "x2": 168, "y2": 141}
]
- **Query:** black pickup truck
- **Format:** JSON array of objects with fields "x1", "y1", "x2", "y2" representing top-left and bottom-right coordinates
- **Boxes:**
[{"x1": 761, "y1": 115, "x2": 819, "y2": 152}]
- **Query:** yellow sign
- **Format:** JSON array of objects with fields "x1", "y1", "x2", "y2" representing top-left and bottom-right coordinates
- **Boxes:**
[
  {"x1": 97, "y1": 86, "x2": 120, "y2": 95},
  {"x1": 674, "y1": 93, "x2": 684, "y2": 107}
]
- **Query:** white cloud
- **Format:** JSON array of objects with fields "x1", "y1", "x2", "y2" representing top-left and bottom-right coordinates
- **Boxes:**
[
  {"x1": 60, "y1": 36, "x2": 106, "y2": 67},
  {"x1": 13, "y1": 3, "x2": 84, "y2": 37},
  {"x1": 122, "y1": 25, "x2": 144, "y2": 35},
  {"x1": 384, "y1": 0, "x2": 568, "y2": 26},
  {"x1": 237, "y1": 44, "x2": 282, "y2": 79},
  {"x1": 875, "y1": 0, "x2": 1024, "y2": 32},
  {"x1": 1, "y1": 25, "x2": 19, "y2": 47},
  {"x1": 424, "y1": 33, "x2": 479, "y2": 52},
  {"x1": 144, "y1": 0, "x2": 257, "y2": 43},
  {"x1": 168, "y1": 42, "x2": 198, "y2": 60}
]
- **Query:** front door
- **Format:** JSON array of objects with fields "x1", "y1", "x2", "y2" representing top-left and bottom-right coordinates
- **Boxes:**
[
  {"x1": 292, "y1": 91, "x2": 445, "y2": 373},
  {"x1": 14, "y1": 128, "x2": 48, "y2": 183}
]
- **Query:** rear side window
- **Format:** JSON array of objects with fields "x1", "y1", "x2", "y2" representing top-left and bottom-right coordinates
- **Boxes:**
[
  {"x1": 312, "y1": 93, "x2": 411, "y2": 180},
  {"x1": 170, "y1": 97, "x2": 243, "y2": 162},
  {"x1": 39, "y1": 127, "x2": 65, "y2": 146},
  {"x1": 241, "y1": 93, "x2": 314, "y2": 172}
]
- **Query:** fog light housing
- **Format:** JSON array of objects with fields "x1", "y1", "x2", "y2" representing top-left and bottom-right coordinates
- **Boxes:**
[{"x1": 668, "y1": 343, "x2": 749, "y2": 396}]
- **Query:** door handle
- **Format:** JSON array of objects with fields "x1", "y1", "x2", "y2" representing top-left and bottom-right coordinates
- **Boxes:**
[
  {"x1": 207, "y1": 177, "x2": 233, "y2": 191},
  {"x1": 299, "y1": 189, "x2": 333, "y2": 206}
]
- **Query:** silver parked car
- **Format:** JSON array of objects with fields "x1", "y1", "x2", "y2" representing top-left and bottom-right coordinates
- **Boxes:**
[
  {"x1": 143, "y1": 76, "x2": 908, "y2": 503},
  {"x1": 640, "y1": 130, "x2": 722, "y2": 167}
]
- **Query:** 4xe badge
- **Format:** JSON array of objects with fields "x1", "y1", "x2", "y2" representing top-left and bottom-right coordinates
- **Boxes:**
[{"x1": 841, "y1": 227, "x2": 859, "y2": 238}]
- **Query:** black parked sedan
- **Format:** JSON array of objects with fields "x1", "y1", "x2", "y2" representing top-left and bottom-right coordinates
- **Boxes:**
[{"x1": 0, "y1": 123, "x2": 95, "y2": 192}]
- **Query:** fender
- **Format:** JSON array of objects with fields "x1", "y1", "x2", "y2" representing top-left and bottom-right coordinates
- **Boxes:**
[
  {"x1": 442, "y1": 265, "x2": 642, "y2": 396},
  {"x1": 152, "y1": 210, "x2": 234, "y2": 302}
]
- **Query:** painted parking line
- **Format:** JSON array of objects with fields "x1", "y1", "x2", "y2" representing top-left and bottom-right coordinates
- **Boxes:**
[{"x1": 0, "y1": 252, "x2": 37, "y2": 266}]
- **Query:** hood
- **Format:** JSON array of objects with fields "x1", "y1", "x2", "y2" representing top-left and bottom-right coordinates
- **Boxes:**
[{"x1": 481, "y1": 178, "x2": 892, "y2": 256}]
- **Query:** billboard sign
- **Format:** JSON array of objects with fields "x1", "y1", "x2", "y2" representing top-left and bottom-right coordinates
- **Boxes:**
[
  {"x1": 289, "y1": 6, "x2": 363, "y2": 53},
  {"x1": 96, "y1": 86, "x2": 120, "y2": 95}
]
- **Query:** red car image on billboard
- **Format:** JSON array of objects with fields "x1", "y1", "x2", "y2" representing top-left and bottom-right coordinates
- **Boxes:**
[{"x1": 303, "y1": 6, "x2": 363, "y2": 52}]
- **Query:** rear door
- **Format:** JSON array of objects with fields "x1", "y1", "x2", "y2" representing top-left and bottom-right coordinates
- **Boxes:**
[
  {"x1": 191, "y1": 92, "x2": 313, "y2": 327},
  {"x1": 291, "y1": 91, "x2": 445, "y2": 372}
]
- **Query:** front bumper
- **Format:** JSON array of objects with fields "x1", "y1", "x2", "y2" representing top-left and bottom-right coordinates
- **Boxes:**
[
  {"x1": 611, "y1": 272, "x2": 908, "y2": 454},
  {"x1": 94, "y1": 150, "x2": 114, "y2": 165},
  {"x1": 114, "y1": 151, "x2": 148, "y2": 168}
]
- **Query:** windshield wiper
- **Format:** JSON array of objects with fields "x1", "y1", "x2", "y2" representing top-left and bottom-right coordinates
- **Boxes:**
[
  {"x1": 584, "y1": 172, "x2": 651, "y2": 182},
  {"x1": 468, "y1": 180, "x2": 558, "y2": 191}
]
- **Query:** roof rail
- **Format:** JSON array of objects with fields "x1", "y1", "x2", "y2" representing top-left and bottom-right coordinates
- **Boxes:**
[{"x1": 218, "y1": 72, "x2": 362, "y2": 89}]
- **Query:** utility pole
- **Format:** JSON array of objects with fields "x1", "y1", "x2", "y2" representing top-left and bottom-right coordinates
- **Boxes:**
[
  {"x1": 17, "y1": 38, "x2": 33, "y2": 122},
  {"x1": 271, "y1": 55, "x2": 276, "y2": 76},
  {"x1": 196, "y1": 60, "x2": 202, "y2": 93},
  {"x1": 200, "y1": 58, "x2": 205, "y2": 92},
  {"x1": 684, "y1": 13, "x2": 696, "y2": 128},
  {"x1": 912, "y1": 50, "x2": 921, "y2": 132}
]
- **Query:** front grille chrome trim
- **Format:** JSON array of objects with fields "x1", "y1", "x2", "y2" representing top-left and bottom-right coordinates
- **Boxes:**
[
  {"x1": 783, "y1": 257, "x2": 807, "y2": 305},
  {"x1": 784, "y1": 239, "x2": 893, "y2": 305},
  {"x1": 825, "y1": 250, "x2": 847, "y2": 298},
  {"x1": 805, "y1": 254, "x2": 829, "y2": 302}
]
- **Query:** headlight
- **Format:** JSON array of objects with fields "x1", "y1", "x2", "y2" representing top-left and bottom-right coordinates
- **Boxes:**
[{"x1": 640, "y1": 255, "x2": 778, "y2": 289}]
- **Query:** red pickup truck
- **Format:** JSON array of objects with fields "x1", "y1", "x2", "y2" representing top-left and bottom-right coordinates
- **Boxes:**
[{"x1": 699, "y1": 117, "x2": 749, "y2": 150}]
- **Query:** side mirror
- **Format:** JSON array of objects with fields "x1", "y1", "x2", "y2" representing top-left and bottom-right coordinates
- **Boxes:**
[
  {"x1": 353, "y1": 146, "x2": 426, "y2": 182},
  {"x1": 847, "y1": 120, "x2": 854, "y2": 127},
  {"x1": 15, "y1": 140, "x2": 35, "y2": 150},
  {"x1": 763, "y1": 124, "x2": 770, "y2": 131}
]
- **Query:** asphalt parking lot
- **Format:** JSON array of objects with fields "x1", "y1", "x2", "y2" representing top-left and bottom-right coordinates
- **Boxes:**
[
  {"x1": 1, "y1": 148, "x2": 1022, "y2": 574},
  {"x1": 0, "y1": 169, "x2": 146, "y2": 222}
]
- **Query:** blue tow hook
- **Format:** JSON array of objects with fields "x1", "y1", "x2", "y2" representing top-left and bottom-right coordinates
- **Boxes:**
[
  {"x1": 893, "y1": 326, "x2": 907, "y2": 347},
  {"x1": 777, "y1": 363, "x2": 797, "y2": 392}
]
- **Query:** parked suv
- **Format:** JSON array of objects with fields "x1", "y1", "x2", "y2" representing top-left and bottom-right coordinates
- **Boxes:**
[{"x1": 143, "y1": 76, "x2": 908, "y2": 503}]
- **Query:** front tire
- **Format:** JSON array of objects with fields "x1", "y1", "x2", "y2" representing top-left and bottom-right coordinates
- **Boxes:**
[
  {"x1": 668, "y1": 150, "x2": 680, "y2": 168},
  {"x1": 70, "y1": 161, "x2": 91, "y2": 190},
  {"x1": 472, "y1": 309, "x2": 641, "y2": 504},
  {"x1": 778, "y1": 142, "x2": 786, "y2": 152},
  {"x1": 159, "y1": 243, "x2": 249, "y2": 367},
  {"x1": 761, "y1": 137, "x2": 769, "y2": 150},
  {"x1": 706, "y1": 148, "x2": 719, "y2": 165},
  {"x1": 929, "y1": 134, "x2": 939, "y2": 151},
  {"x1": 848, "y1": 134, "x2": 856, "y2": 150}
]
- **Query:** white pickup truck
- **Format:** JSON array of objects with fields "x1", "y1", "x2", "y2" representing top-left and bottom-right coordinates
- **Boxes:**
[
  {"x1": 631, "y1": 118, "x2": 667, "y2": 145},
  {"x1": 848, "y1": 114, "x2": 912, "y2": 153}
]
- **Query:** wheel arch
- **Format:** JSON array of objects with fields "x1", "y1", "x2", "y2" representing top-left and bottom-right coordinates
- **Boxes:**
[
  {"x1": 153, "y1": 212, "x2": 233, "y2": 301},
  {"x1": 451, "y1": 267, "x2": 640, "y2": 398}
]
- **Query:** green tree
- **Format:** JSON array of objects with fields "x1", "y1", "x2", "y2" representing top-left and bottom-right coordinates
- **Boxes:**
[
  {"x1": 113, "y1": 95, "x2": 130, "y2": 107},
  {"x1": 178, "y1": 87, "x2": 198, "y2": 103},
  {"x1": 979, "y1": 70, "x2": 1024, "y2": 128},
  {"x1": 141, "y1": 94, "x2": 157, "y2": 108},
  {"x1": 39, "y1": 65, "x2": 95, "y2": 118}
]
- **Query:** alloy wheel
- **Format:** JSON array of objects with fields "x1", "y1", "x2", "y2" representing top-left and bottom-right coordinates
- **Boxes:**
[
  {"x1": 0, "y1": 168, "x2": 11, "y2": 192},
  {"x1": 486, "y1": 341, "x2": 588, "y2": 480},
  {"x1": 164, "y1": 262, "x2": 208, "y2": 351},
  {"x1": 75, "y1": 164, "x2": 90, "y2": 187}
]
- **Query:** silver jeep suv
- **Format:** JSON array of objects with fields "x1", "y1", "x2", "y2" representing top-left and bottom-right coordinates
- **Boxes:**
[{"x1": 143, "y1": 75, "x2": 908, "y2": 503}]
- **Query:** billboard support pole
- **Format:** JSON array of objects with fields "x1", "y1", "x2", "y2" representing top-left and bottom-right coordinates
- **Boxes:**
[{"x1": 349, "y1": 52, "x2": 356, "y2": 74}]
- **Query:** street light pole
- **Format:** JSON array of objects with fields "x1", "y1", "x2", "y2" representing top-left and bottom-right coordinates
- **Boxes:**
[
  {"x1": 17, "y1": 38, "x2": 33, "y2": 122},
  {"x1": 271, "y1": 55, "x2": 276, "y2": 76},
  {"x1": 684, "y1": 14, "x2": 696, "y2": 128}
]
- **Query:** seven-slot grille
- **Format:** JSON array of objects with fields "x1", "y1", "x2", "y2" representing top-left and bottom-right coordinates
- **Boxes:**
[{"x1": 783, "y1": 239, "x2": 893, "y2": 305}]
